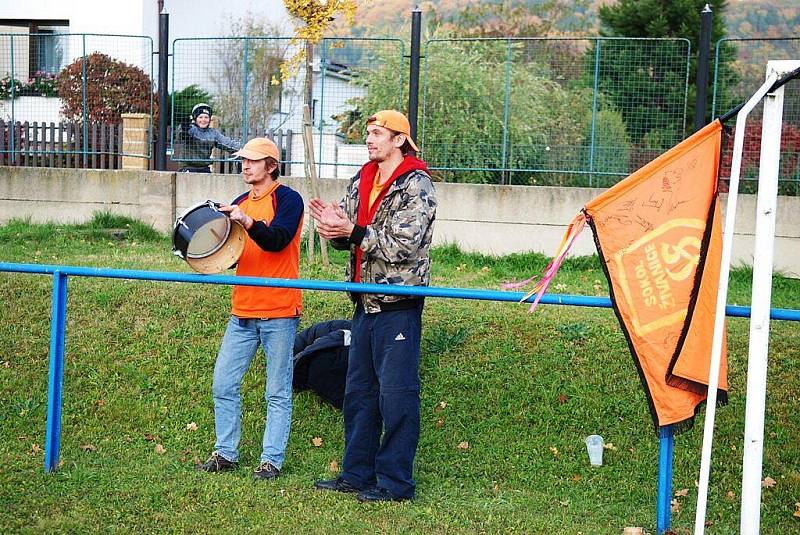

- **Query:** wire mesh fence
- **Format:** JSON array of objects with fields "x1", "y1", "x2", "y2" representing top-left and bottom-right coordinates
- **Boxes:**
[
  {"x1": 0, "y1": 33, "x2": 154, "y2": 166},
  {"x1": 712, "y1": 37, "x2": 800, "y2": 196},
  {"x1": 421, "y1": 37, "x2": 691, "y2": 187},
  {"x1": 170, "y1": 37, "x2": 404, "y2": 177}
]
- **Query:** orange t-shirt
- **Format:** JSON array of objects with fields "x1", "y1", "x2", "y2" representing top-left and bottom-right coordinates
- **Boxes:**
[{"x1": 231, "y1": 183, "x2": 303, "y2": 318}]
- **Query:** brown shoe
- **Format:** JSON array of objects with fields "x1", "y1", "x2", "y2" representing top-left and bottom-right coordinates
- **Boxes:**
[{"x1": 195, "y1": 452, "x2": 238, "y2": 473}]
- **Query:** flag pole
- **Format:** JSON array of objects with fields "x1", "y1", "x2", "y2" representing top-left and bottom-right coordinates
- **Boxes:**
[
  {"x1": 693, "y1": 70, "x2": 779, "y2": 535},
  {"x1": 740, "y1": 60, "x2": 798, "y2": 535}
]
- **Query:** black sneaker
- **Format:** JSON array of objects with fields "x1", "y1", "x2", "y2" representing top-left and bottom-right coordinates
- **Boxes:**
[
  {"x1": 313, "y1": 477, "x2": 360, "y2": 493},
  {"x1": 253, "y1": 462, "x2": 280, "y2": 480},
  {"x1": 195, "y1": 452, "x2": 238, "y2": 473},
  {"x1": 356, "y1": 487, "x2": 411, "y2": 503}
]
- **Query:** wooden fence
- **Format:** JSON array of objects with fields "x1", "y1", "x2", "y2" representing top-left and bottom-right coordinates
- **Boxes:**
[
  {"x1": 0, "y1": 120, "x2": 124, "y2": 169},
  {"x1": 0, "y1": 121, "x2": 295, "y2": 173}
]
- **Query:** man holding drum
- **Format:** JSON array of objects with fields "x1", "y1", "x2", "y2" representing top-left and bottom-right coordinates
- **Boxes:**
[
  {"x1": 308, "y1": 110, "x2": 437, "y2": 502},
  {"x1": 195, "y1": 137, "x2": 304, "y2": 481}
]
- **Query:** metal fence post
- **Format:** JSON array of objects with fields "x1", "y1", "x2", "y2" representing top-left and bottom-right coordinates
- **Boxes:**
[
  {"x1": 9, "y1": 34, "x2": 16, "y2": 164},
  {"x1": 155, "y1": 13, "x2": 169, "y2": 170},
  {"x1": 408, "y1": 6, "x2": 422, "y2": 154},
  {"x1": 500, "y1": 39, "x2": 512, "y2": 185},
  {"x1": 695, "y1": 4, "x2": 713, "y2": 132},
  {"x1": 81, "y1": 34, "x2": 88, "y2": 167},
  {"x1": 588, "y1": 40, "x2": 601, "y2": 187},
  {"x1": 242, "y1": 38, "x2": 250, "y2": 136},
  {"x1": 44, "y1": 271, "x2": 68, "y2": 472}
]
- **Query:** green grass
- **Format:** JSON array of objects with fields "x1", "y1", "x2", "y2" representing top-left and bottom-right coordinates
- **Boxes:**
[{"x1": 1, "y1": 215, "x2": 799, "y2": 534}]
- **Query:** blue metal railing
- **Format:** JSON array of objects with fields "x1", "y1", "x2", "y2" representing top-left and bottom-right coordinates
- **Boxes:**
[{"x1": 2, "y1": 261, "x2": 799, "y2": 534}]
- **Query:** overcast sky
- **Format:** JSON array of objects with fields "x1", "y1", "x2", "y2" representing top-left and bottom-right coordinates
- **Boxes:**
[{"x1": 165, "y1": 0, "x2": 293, "y2": 40}]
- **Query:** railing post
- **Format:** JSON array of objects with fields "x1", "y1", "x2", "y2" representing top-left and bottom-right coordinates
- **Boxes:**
[
  {"x1": 155, "y1": 13, "x2": 169, "y2": 170},
  {"x1": 44, "y1": 271, "x2": 68, "y2": 472},
  {"x1": 656, "y1": 425, "x2": 674, "y2": 534},
  {"x1": 695, "y1": 4, "x2": 713, "y2": 132},
  {"x1": 408, "y1": 6, "x2": 422, "y2": 155}
]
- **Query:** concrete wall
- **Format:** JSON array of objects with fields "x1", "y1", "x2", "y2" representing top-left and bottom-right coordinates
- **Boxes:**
[
  {"x1": 3, "y1": 166, "x2": 800, "y2": 277},
  {"x1": 0, "y1": 167, "x2": 175, "y2": 233}
]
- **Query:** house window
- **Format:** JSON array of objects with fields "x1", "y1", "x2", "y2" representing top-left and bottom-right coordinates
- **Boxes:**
[{"x1": 30, "y1": 26, "x2": 68, "y2": 76}]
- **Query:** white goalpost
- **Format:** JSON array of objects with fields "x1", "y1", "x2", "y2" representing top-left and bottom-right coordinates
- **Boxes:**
[{"x1": 693, "y1": 59, "x2": 800, "y2": 535}]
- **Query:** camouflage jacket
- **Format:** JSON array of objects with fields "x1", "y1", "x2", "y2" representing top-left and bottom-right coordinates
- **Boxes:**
[{"x1": 331, "y1": 157, "x2": 437, "y2": 313}]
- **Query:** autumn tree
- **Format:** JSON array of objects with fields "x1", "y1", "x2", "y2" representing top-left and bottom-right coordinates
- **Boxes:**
[{"x1": 57, "y1": 53, "x2": 156, "y2": 124}]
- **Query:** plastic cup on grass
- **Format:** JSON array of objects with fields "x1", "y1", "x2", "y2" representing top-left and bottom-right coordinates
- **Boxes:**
[{"x1": 585, "y1": 434, "x2": 604, "y2": 466}]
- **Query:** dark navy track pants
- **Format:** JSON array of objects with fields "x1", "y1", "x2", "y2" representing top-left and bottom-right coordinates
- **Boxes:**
[{"x1": 340, "y1": 302, "x2": 422, "y2": 499}]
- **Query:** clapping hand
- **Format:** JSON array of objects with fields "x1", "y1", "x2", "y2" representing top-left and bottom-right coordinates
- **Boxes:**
[{"x1": 309, "y1": 199, "x2": 354, "y2": 240}]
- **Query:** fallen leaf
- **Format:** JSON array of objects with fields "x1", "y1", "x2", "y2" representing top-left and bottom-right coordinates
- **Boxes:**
[
  {"x1": 435, "y1": 417, "x2": 444, "y2": 429},
  {"x1": 95, "y1": 399, "x2": 105, "y2": 408},
  {"x1": 670, "y1": 499, "x2": 681, "y2": 513},
  {"x1": 434, "y1": 401, "x2": 447, "y2": 412},
  {"x1": 730, "y1": 444, "x2": 737, "y2": 451},
  {"x1": 155, "y1": 444, "x2": 166, "y2": 455},
  {"x1": 457, "y1": 441, "x2": 469, "y2": 450},
  {"x1": 674, "y1": 488, "x2": 689, "y2": 497},
  {"x1": 143, "y1": 433, "x2": 158, "y2": 442},
  {"x1": 705, "y1": 520, "x2": 714, "y2": 527},
  {"x1": 185, "y1": 422, "x2": 198, "y2": 431},
  {"x1": 726, "y1": 490, "x2": 736, "y2": 499},
  {"x1": 570, "y1": 474, "x2": 582, "y2": 482},
  {"x1": 79, "y1": 443, "x2": 97, "y2": 452},
  {"x1": 312, "y1": 437, "x2": 323, "y2": 447},
  {"x1": 329, "y1": 460, "x2": 339, "y2": 472},
  {"x1": 549, "y1": 446, "x2": 559, "y2": 456},
  {"x1": 481, "y1": 266, "x2": 490, "y2": 272},
  {"x1": 603, "y1": 442, "x2": 617, "y2": 451},
  {"x1": 2, "y1": 361, "x2": 10, "y2": 368},
  {"x1": 793, "y1": 502, "x2": 800, "y2": 518},
  {"x1": 762, "y1": 476, "x2": 777, "y2": 488},
  {"x1": 492, "y1": 482, "x2": 500, "y2": 492},
  {"x1": 30, "y1": 443, "x2": 42, "y2": 454},
  {"x1": 192, "y1": 455, "x2": 202, "y2": 465},
  {"x1": 558, "y1": 393, "x2": 568, "y2": 404},
  {"x1": 558, "y1": 499, "x2": 569, "y2": 507}
]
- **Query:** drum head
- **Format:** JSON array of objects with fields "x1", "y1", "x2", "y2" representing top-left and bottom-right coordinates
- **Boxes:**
[{"x1": 172, "y1": 200, "x2": 246, "y2": 274}]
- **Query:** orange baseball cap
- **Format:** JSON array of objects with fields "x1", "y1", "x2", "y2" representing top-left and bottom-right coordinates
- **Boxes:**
[
  {"x1": 233, "y1": 137, "x2": 280, "y2": 161},
  {"x1": 366, "y1": 110, "x2": 419, "y2": 152}
]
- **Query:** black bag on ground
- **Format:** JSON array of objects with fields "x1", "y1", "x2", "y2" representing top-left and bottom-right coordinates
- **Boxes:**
[{"x1": 293, "y1": 320, "x2": 351, "y2": 410}]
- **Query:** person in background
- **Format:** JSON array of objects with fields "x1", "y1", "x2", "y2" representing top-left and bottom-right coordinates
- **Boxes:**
[
  {"x1": 178, "y1": 103, "x2": 242, "y2": 173},
  {"x1": 308, "y1": 110, "x2": 437, "y2": 502},
  {"x1": 195, "y1": 137, "x2": 304, "y2": 480}
]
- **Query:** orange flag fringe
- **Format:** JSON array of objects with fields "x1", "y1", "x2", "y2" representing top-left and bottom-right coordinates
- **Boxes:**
[{"x1": 520, "y1": 120, "x2": 728, "y2": 434}]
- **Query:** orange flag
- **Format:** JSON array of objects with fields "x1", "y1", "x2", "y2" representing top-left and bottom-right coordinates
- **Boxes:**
[
  {"x1": 585, "y1": 120, "x2": 728, "y2": 433},
  {"x1": 514, "y1": 120, "x2": 728, "y2": 434}
]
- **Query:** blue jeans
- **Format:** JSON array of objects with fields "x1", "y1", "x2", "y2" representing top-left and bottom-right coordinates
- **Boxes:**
[
  {"x1": 341, "y1": 303, "x2": 423, "y2": 499},
  {"x1": 212, "y1": 316, "x2": 299, "y2": 468}
]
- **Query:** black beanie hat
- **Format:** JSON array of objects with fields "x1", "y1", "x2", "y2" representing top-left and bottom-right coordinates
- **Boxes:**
[{"x1": 191, "y1": 103, "x2": 213, "y2": 120}]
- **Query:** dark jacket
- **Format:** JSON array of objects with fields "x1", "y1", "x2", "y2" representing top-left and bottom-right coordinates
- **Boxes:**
[
  {"x1": 292, "y1": 320, "x2": 351, "y2": 409},
  {"x1": 177, "y1": 124, "x2": 241, "y2": 169}
]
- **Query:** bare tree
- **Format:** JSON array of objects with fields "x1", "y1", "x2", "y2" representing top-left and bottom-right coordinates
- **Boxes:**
[{"x1": 211, "y1": 18, "x2": 301, "y2": 131}]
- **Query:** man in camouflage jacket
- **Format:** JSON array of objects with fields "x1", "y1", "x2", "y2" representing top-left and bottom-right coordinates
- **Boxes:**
[{"x1": 309, "y1": 110, "x2": 436, "y2": 503}]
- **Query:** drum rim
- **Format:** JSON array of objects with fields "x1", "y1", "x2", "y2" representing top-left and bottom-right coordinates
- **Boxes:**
[{"x1": 172, "y1": 200, "x2": 231, "y2": 260}]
